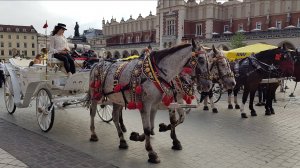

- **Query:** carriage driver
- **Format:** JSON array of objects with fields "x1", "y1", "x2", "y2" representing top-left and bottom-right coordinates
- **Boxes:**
[{"x1": 49, "y1": 23, "x2": 75, "y2": 76}]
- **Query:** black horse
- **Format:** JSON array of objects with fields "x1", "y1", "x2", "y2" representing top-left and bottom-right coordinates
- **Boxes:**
[{"x1": 227, "y1": 46, "x2": 296, "y2": 118}]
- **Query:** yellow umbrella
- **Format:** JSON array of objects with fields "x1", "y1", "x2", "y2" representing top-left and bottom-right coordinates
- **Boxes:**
[{"x1": 225, "y1": 43, "x2": 278, "y2": 61}]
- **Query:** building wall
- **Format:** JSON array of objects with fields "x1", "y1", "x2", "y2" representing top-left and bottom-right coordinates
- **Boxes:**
[{"x1": 0, "y1": 27, "x2": 38, "y2": 60}]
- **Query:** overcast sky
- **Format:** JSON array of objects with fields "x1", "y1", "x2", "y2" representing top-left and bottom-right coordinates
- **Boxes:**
[{"x1": 0, "y1": 0, "x2": 226, "y2": 37}]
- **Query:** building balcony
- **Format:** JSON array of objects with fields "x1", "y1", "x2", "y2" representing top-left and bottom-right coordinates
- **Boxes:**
[{"x1": 199, "y1": 28, "x2": 300, "y2": 43}]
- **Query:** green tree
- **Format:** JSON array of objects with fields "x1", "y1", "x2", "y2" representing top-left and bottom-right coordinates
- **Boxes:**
[{"x1": 229, "y1": 32, "x2": 246, "y2": 49}]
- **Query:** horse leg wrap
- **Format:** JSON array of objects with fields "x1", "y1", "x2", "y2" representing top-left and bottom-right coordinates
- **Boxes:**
[
  {"x1": 148, "y1": 152, "x2": 160, "y2": 164},
  {"x1": 159, "y1": 123, "x2": 171, "y2": 132},
  {"x1": 129, "y1": 132, "x2": 145, "y2": 142}
]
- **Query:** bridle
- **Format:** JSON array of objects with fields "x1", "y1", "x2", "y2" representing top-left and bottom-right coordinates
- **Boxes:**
[
  {"x1": 209, "y1": 53, "x2": 234, "y2": 81},
  {"x1": 189, "y1": 50, "x2": 212, "y2": 81}
]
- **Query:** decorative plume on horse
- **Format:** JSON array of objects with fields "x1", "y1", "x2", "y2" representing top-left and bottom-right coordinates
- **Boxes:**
[{"x1": 85, "y1": 40, "x2": 208, "y2": 163}]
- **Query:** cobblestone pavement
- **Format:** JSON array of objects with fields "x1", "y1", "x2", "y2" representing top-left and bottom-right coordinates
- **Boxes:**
[
  {"x1": 0, "y1": 148, "x2": 27, "y2": 168},
  {"x1": 1, "y1": 81, "x2": 300, "y2": 168}
]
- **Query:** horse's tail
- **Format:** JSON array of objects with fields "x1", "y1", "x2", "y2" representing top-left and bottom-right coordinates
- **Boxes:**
[{"x1": 83, "y1": 63, "x2": 99, "y2": 108}]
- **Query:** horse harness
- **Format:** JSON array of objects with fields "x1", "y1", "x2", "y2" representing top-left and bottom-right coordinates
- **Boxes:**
[{"x1": 210, "y1": 55, "x2": 234, "y2": 81}]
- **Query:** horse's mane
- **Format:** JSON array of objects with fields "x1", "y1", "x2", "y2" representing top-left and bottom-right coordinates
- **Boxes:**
[
  {"x1": 150, "y1": 44, "x2": 191, "y2": 64},
  {"x1": 254, "y1": 48, "x2": 281, "y2": 61}
]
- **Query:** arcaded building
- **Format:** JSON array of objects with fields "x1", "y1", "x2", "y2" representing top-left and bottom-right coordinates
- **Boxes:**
[{"x1": 102, "y1": 0, "x2": 300, "y2": 58}]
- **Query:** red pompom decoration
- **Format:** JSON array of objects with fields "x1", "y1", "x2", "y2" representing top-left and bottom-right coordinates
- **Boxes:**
[
  {"x1": 183, "y1": 94, "x2": 188, "y2": 101},
  {"x1": 136, "y1": 101, "x2": 143, "y2": 110},
  {"x1": 190, "y1": 95, "x2": 195, "y2": 100},
  {"x1": 94, "y1": 80, "x2": 101, "y2": 88},
  {"x1": 186, "y1": 97, "x2": 192, "y2": 104},
  {"x1": 182, "y1": 67, "x2": 193, "y2": 74},
  {"x1": 90, "y1": 81, "x2": 96, "y2": 88},
  {"x1": 113, "y1": 84, "x2": 122, "y2": 93},
  {"x1": 162, "y1": 95, "x2": 173, "y2": 107},
  {"x1": 127, "y1": 101, "x2": 136, "y2": 109},
  {"x1": 93, "y1": 92, "x2": 101, "y2": 101},
  {"x1": 135, "y1": 85, "x2": 142, "y2": 94}
]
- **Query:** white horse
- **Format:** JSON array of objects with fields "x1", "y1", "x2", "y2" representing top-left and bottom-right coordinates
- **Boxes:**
[
  {"x1": 202, "y1": 46, "x2": 236, "y2": 113},
  {"x1": 86, "y1": 41, "x2": 203, "y2": 163}
]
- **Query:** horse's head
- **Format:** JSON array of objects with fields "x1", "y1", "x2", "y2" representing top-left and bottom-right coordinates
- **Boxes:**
[
  {"x1": 185, "y1": 40, "x2": 212, "y2": 92},
  {"x1": 206, "y1": 45, "x2": 236, "y2": 90},
  {"x1": 255, "y1": 45, "x2": 295, "y2": 78}
]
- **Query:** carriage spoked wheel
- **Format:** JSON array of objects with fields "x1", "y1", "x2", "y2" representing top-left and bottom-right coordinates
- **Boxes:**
[
  {"x1": 96, "y1": 104, "x2": 113, "y2": 123},
  {"x1": 209, "y1": 83, "x2": 222, "y2": 104},
  {"x1": 4, "y1": 76, "x2": 16, "y2": 114},
  {"x1": 36, "y1": 88, "x2": 55, "y2": 132}
]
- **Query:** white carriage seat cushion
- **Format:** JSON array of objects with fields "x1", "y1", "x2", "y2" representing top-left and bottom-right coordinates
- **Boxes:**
[{"x1": 9, "y1": 57, "x2": 33, "y2": 69}]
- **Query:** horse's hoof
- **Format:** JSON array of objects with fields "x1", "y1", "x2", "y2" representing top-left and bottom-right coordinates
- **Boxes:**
[
  {"x1": 121, "y1": 124, "x2": 127, "y2": 133},
  {"x1": 203, "y1": 106, "x2": 209, "y2": 111},
  {"x1": 148, "y1": 152, "x2": 160, "y2": 164},
  {"x1": 228, "y1": 104, "x2": 233, "y2": 109},
  {"x1": 129, "y1": 132, "x2": 140, "y2": 141},
  {"x1": 265, "y1": 111, "x2": 271, "y2": 116},
  {"x1": 159, "y1": 123, "x2": 170, "y2": 132},
  {"x1": 235, "y1": 105, "x2": 240, "y2": 109},
  {"x1": 212, "y1": 108, "x2": 218, "y2": 113},
  {"x1": 89, "y1": 134, "x2": 98, "y2": 142},
  {"x1": 241, "y1": 113, "x2": 248, "y2": 118},
  {"x1": 150, "y1": 129, "x2": 155, "y2": 135},
  {"x1": 119, "y1": 140, "x2": 128, "y2": 149},
  {"x1": 251, "y1": 111, "x2": 257, "y2": 116},
  {"x1": 172, "y1": 141, "x2": 182, "y2": 150}
]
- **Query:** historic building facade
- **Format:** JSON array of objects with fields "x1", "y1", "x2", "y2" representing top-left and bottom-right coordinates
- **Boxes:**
[
  {"x1": 102, "y1": 0, "x2": 300, "y2": 58},
  {"x1": 0, "y1": 24, "x2": 38, "y2": 59}
]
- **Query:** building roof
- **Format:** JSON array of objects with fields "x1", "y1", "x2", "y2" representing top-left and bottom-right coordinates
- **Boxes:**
[{"x1": 0, "y1": 24, "x2": 37, "y2": 33}]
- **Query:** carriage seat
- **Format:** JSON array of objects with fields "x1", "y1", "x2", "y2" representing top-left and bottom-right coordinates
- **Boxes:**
[{"x1": 47, "y1": 53, "x2": 65, "y2": 68}]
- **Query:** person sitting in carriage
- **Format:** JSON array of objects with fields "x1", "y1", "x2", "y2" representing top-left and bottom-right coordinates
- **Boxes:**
[{"x1": 49, "y1": 23, "x2": 75, "y2": 76}]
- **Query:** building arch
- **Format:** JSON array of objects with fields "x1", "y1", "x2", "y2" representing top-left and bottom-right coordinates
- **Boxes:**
[
  {"x1": 122, "y1": 50, "x2": 130, "y2": 58},
  {"x1": 131, "y1": 50, "x2": 139, "y2": 56},
  {"x1": 113, "y1": 51, "x2": 121, "y2": 59},
  {"x1": 106, "y1": 51, "x2": 112, "y2": 59},
  {"x1": 278, "y1": 41, "x2": 296, "y2": 50}
]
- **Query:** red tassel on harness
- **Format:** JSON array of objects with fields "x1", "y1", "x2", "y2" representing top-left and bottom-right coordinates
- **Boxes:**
[
  {"x1": 275, "y1": 54, "x2": 281, "y2": 61},
  {"x1": 183, "y1": 94, "x2": 188, "y2": 101},
  {"x1": 127, "y1": 101, "x2": 136, "y2": 109},
  {"x1": 136, "y1": 101, "x2": 143, "y2": 110},
  {"x1": 162, "y1": 95, "x2": 173, "y2": 107},
  {"x1": 113, "y1": 84, "x2": 122, "y2": 93},
  {"x1": 182, "y1": 67, "x2": 193, "y2": 74},
  {"x1": 135, "y1": 85, "x2": 142, "y2": 94},
  {"x1": 93, "y1": 92, "x2": 101, "y2": 101},
  {"x1": 94, "y1": 80, "x2": 101, "y2": 88},
  {"x1": 190, "y1": 95, "x2": 195, "y2": 100},
  {"x1": 186, "y1": 97, "x2": 192, "y2": 104},
  {"x1": 90, "y1": 81, "x2": 96, "y2": 88}
]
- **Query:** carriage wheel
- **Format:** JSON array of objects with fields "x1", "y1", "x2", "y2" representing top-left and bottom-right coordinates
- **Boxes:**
[
  {"x1": 210, "y1": 83, "x2": 222, "y2": 104},
  {"x1": 36, "y1": 88, "x2": 55, "y2": 132},
  {"x1": 4, "y1": 76, "x2": 16, "y2": 114},
  {"x1": 96, "y1": 104, "x2": 113, "y2": 123}
]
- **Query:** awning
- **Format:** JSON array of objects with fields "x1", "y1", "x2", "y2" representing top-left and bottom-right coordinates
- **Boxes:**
[{"x1": 224, "y1": 43, "x2": 278, "y2": 61}]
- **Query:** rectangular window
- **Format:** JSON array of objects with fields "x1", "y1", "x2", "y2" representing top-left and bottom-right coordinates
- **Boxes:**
[
  {"x1": 22, "y1": 50, "x2": 27, "y2": 56},
  {"x1": 120, "y1": 37, "x2": 123, "y2": 44},
  {"x1": 24, "y1": 43, "x2": 27, "y2": 48},
  {"x1": 32, "y1": 36, "x2": 34, "y2": 40},
  {"x1": 32, "y1": 51, "x2": 35, "y2": 56},
  {"x1": 32, "y1": 43, "x2": 35, "y2": 48},
  {"x1": 196, "y1": 24, "x2": 202, "y2": 36},
  {"x1": 276, "y1": 20, "x2": 282, "y2": 29},
  {"x1": 166, "y1": 19, "x2": 175, "y2": 36},
  {"x1": 8, "y1": 42, "x2": 11, "y2": 47},
  {"x1": 16, "y1": 35, "x2": 19, "y2": 39},
  {"x1": 135, "y1": 36, "x2": 140, "y2": 43},
  {"x1": 0, "y1": 35, "x2": 3, "y2": 38},
  {"x1": 1, "y1": 50, "x2": 4, "y2": 55},
  {"x1": 17, "y1": 43, "x2": 20, "y2": 48},
  {"x1": 298, "y1": 18, "x2": 300, "y2": 28},
  {"x1": 127, "y1": 36, "x2": 131, "y2": 43},
  {"x1": 24, "y1": 36, "x2": 27, "y2": 39},
  {"x1": 9, "y1": 50, "x2": 12, "y2": 56},
  {"x1": 238, "y1": 24, "x2": 244, "y2": 31},
  {"x1": 224, "y1": 25, "x2": 229, "y2": 32},
  {"x1": 8, "y1": 35, "x2": 11, "y2": 39},
  {"x1": 256, "y1": 22, "x2": 262, "y2": 30},
  {"x1": 16, "y1": 28, "x2": 19, "y2": 32},
  {"x1": 0, "y1": 42, "x2": 3, "y2": 47}
]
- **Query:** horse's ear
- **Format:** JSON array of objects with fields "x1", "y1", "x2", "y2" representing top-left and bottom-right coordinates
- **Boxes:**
[
  {"x1": 192, "y1": 38, "x2": 197, "y2": 51},
  {"x1": 212, "y1": 45, "x2": 218, "y2": 54}
]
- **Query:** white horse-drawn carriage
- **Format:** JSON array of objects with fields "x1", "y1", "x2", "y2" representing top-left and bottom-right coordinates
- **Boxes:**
[{"x1": 3, "y1": 56, "x2": 92, "y2": 132}]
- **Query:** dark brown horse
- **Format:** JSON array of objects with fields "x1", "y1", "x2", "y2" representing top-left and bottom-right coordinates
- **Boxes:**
[{"x1": 227, "y1": 46, "x2": 297, "y2": 118}]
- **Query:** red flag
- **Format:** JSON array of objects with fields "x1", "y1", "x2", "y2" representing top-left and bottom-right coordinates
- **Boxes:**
[{"x1": 43, "y1": 21, "x2": 48, "y2": 29}]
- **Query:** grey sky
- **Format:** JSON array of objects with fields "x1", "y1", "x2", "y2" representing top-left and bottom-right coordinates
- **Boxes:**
[{"x1": 0, "y1": 0, "x2": 226, "y2": 37}]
